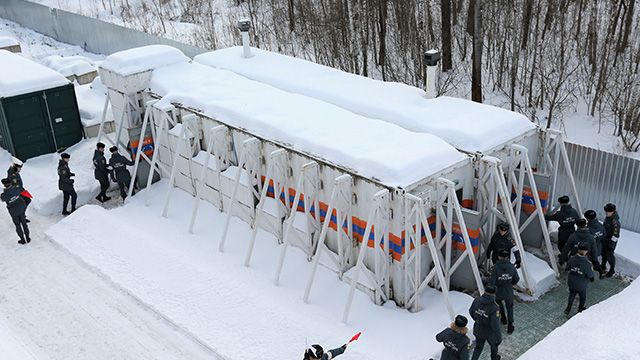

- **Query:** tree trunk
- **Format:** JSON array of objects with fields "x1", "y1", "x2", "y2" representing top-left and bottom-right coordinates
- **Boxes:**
[
  {"x1": 288, "y1": 0, "x2": 295, "y2": 32},
  {"x1": 441, "y1": 0, "x2": 452, "y2": 72},
  {"x1": 471, "y1": 0, "x2": 483, "y2": 102},
  {"x1": 378, "y1": 0, "x2": 387, "y2": 80},
  {"x1": 618, "y1": 0, "x2": 635, "y2": 53}
]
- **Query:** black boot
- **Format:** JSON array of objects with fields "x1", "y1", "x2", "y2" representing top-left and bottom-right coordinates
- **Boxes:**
[
  {"x1": 564, "y1": 307, "x2": 570, "y2": 315},
  {"x1": 606, "y1": 270, "x2": 615, "y2": 277},
  {"x1": 507, "y1": 323, "x2": 515, "y2": 334},
  {"x1": 501, "y1": 316, "x2": 508, "y2": 325},
  {"x1": 26, "y1": 236, "x2": 31, "y2": 243},
  {"x1": 71, "y1": 206, "x2": 76, "y2": 213},
  {"x1": 578, "y1": 305, "x2": 587, "y2": 313},
  {"x1": 103, "y1": 195, "x2": 112, "y2": 202},
  {"x1": 18, "y1": 239, "x2": 26, "y2": 244},
  {"x1": 62, "y1": 209, "x2": 71, "y2": 215},
  {"x1": 96, "y1": 195, "x2": 105, "y2": 203}
]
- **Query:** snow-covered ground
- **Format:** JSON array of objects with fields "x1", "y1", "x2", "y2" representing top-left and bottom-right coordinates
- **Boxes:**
[{"x1": 1, "y1": 12, "x2": 639, "y2": 360}]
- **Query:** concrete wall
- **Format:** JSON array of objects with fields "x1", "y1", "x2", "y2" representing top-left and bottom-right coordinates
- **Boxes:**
[{"x1": 0, "y1": 0, "x2": 207, "y2": 58}]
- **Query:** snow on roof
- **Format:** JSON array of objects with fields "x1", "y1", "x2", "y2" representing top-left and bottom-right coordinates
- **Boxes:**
[
  {"x1": 41, "y1": 55, "x2": 96, "y2": 77},
  {"x1": 0, "y1": 36, "x2": 19, "y2": 48},
  {"x1": 195, "y1": 47, "x2": 537, "y2": 153},
  {"x1": 99, "y1": 45, "x2": 190, "y2": 76},
  {"x1": 0, "y1": 50, "x2": 70, "y2": 98},
  {"x1": 149, "y1": 62, "x2": 468, "y2": 187}
]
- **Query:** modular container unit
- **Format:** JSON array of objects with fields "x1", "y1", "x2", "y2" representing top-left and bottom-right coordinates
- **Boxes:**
[
  {"x1": 99, "y1": 46, "x2": 485, "y2": 310},
  {"x1": 0, "y1": 50, "x2": 84, "y2": 160},
  {"x1": 195, "y1": 48, "x2": 572, "y2": 292}
]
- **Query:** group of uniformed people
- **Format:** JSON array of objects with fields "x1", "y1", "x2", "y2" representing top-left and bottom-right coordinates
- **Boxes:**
[{"x1": 433, "y1": 195, "x2": 622, "y2": 360}]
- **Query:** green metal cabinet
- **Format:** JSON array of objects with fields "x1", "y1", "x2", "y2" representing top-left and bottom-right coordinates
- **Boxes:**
[{"x1": 0, "y1": 83, "x2": 84, "y2": 160}]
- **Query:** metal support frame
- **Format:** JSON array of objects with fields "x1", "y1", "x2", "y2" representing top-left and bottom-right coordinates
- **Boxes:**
[
  {"x1": 434, "y1": 178, "x2": 485, "y2": 293},
  {"x1": 162, "y1": 114, "x2": 199, "y2": 217},
  {"x1": 478, "y1": 157, "x2": 536, "y2": 295},
  {"x1": 274, "y1": 161, "x2": 320, "y2": 285},
  {"x1": 245, "y1": 148, "x2": 290, "y2": 267},
  {"x1": 97, "y1": 91, "x2": 141, "y2": 153},
  {"x1": 143, "y1": 103, "x2": 178, "y2": 205},
  {"x1": 343, "y1": 189, "x2": 390, "y2": 323},
  {"x1": 402, "y1": 193, "x2": 455, "y2": 320},
  {"x1": 303, "y1": 174, "x2": 352, "y2": 303},
  {"x1": 188, "y1": 125, "x2": 229, "y2": 233},
  {"x1": 219, "y1": 137, "x2": 261, "y2": 252},
  {"x1": 507, "y1": 145, "x2": 559, "y2": 275},
  {"x1": 540, "y1": 129, "x2": 582, "y2": 214}
]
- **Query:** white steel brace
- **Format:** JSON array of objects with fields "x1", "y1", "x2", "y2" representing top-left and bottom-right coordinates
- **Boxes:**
[
  {"x1": 402, "y1": 193, "x2": 455, "y2": 320},
  {"x1": 478, "y1": 157, "x2": 536, "y2": 295},
  {"x1": 188, "y1": 125, "x2": 229, "y2": 233},
  {"x1": 434, "y1": 178, "x2": 485, "y2": 294},
  {"x1": 129, "y1": 99, "x2": 158, "y2": 199},
  {"x1": 143, "y1": 103, "x2": 178, "y2": 205},
  {"x1": 162, "y1": 114, "x2": 199, "y2": 217},
  {"x1": 303, "y1": 174, "x2": 353, "y2": 303},
  {"x1": 274, "y1": 161, "x2": 320, "y2": 285},
  {"x1": 343, "y1": 189, "x2": 390, "y2": 323},
  {"x1": 245, "y1": 148, "x2": 290, "y2": 267},
  {"x1": 97, "y1": 92, "x2": 141, "y2": 153},
  {"x1": 219, "y1": 137, "x2": 261, "y2": 252},
  {"x1": 540, "y1": 129, "x2": 582, "y2": 214},
  {"x1": 507, "y1": 145, "x2": 559, "y2": 275}
]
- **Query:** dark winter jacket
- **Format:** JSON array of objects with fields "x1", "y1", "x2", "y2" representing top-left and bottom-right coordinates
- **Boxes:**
[
  {"x1": 57, "y1": 159, "x2": 75, "y2": 192},
  {"x1": 587, "y1": 218, "x2": 606, "y2": 256},
  {"x1": 7, "y1": 166, "x2": 23, "y2": 191},
  {"x1": 318, "y1": 345, "x2": 346, "y2": 360},
  {"x1": 488, "y1": 259, "x2": 520, "y2": 302},
  {"x1": 93, "y1": 149, "x2": 109, "y2": 181},
  {"x1": 486, "y1": 231, "x2": 521, "y2": 264},
  {"x1": 566, "y1": 253, "x2": 595, "y2": 292},
  {"x1": 603, "y1": 212, "x2": 621, "y2": 250},
  {"x1": 560, "y1": 228, "x2": 598, "y2": 265},
  {"x1": 469, "y1": 293, "x2": 502, "y2": 343},
  {"x1": 545, "y1": 204, "x2": 580, "y2": 230},
  {"x1": 109, "y1": 153, "x2": 134, "y2": 183},
  {"x1": 436, "y1": 325, "x2": 470, "y2": 360},
  {"x1": 1, "y1": 186, "x2": 26, "y2": 217}
]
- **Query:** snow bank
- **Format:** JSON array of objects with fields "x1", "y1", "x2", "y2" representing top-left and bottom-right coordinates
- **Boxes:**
[
  {"x1": 517, "y1": 251, "x2": 558, "y2": 300},
  {"x1": 75, "y1": 77, "x2": 109, "y2": 126},
  {"x1": 0, "y1": 36, "x2": 19, "y2": 47},
  {"x1": 45, "y1": 184, "x2": 475, "y2": 360},
  {"x1": 0, "y1": 50, "x2": 69, "y2": 98},
  {"x1": 41, "y1": 54, "x2": 96, "y2": 77},
  {"x1": 195, "y1": 47, "x2": 537, "y2": 153},
  {"x1": 99, "y1": 45, "x2": 190, "y2": 76},
  {"x1": 520, "y1": 277, "x2": 640, "y2": 360},
  {"x1": 150, "y1": 62, "x2": 468, "y2": 187},
  {"x1": 615, "y1": 228, "x2": 640, "y2": 278}
]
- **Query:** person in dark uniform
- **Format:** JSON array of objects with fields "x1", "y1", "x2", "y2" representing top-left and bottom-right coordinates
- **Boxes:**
[
  {"x1": 303, "y1": 343, "x2": 348, "y2": 360},
  {"x1": 486, "y1": 223, "x2": 521, "y2": 268},
  {"x1": 1, "y1": 178, "x2": 30, "y2": 244},
  {"x1": 545, "y1": 195, "x2": 580, "y2": 252},
  {"x1": 57, "y1": 152, "x2": 77, "y2": 215},
  {"x1": 435, "y1": 314, "x2": 470, "y2": 360},
  {"x1": 469, "y1": 285, "x2": 502, "y2": 360},
  {"x1": 488, "y1": 248, "x2": 520, "y2": 335},
  {"x1": 93, "y1": 142, "x2": 112, "y2": 203},
  {"x1": 584, "y1": 209, "x2": 605, "y2": 263},
  {"x1": 560, "y1": 218, "x2": 599, "y2": 270},
  {"x1": 7, "y1": 162, "x2": 30, "y2": 221},
  {"x1": 108, "y1": 146, "x2": 135, "y2": 201},
  {"x1": 565, "y1": 243, "x2": 595, "y2": 315},
  {"x1": 601, "y1": 203, "x2": 621, "y2": 279}
]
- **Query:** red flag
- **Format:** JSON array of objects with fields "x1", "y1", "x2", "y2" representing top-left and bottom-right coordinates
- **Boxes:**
[
  {"x1": 349, "y1": 332, "x2": 361, "y2": 343},
  {"x1": 20, "y1": 190, "x2": 33, "y2": 199}
]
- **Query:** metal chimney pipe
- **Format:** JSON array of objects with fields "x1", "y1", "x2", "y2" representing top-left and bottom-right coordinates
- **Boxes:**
[
  {"x1": 424, "y1": 50, "x2": 441, "y2": 99},
  {"x1": 238, "y1": 19, "x2": 252, "y2": 58}
]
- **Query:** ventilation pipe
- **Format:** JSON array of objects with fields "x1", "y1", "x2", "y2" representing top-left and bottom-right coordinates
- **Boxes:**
[
  {"x1": 424, "y1": 50, "x2": 440, "y2": 99},
  {"x1": 238, "y1": 19, "x2": 252, "y2": 58}
]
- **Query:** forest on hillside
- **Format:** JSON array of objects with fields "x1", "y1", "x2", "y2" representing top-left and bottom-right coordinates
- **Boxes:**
[{"x1": 70, "y1": 0, "x2": 640, "y2": 152}]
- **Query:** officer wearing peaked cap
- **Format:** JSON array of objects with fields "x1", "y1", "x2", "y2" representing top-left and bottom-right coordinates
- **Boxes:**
[
  {"x1": 565, "y1": 242, "x2": 595, "y2": 315},
  {"x1": 436, "y1": 315, "x2": 470, "y2": 360},
  {"x1": 584, "y1": 210, "x2": 605, "y2": 261},
  {"x1": 1, "y1": 177, "x2": 30, "y2": 244},
  {"x1": 58, "y1": 152, "x2": 77, "y2": 215},
  {"x1": 488, "y1": 248, "x2": 519, "y2": 335},
  {"x1": 93, "y1": 142, "x2": 112, "y2": 203},
  {"x1": 545, "y1": 195, "x2": 580, "y2": 252},
  {"x1": 469, "y1": 285, "x2": 502, "y2": 360},
  {"x1": 560, "y1": 218, "x2": 599, "y2": 270},
  {"x1": 108, "y1": 146, "x2": 135, "y2": 201},
  {"x1": 601, "y1": 203, "x2": 621, "y2": 278},
  {"x1": 486, "y1": 222, "x2": 521, "y2": 268}
]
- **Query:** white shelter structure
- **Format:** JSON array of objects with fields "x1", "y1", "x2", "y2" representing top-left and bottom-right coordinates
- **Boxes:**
[
  {"x1": 97, "y1": 45, "x2": 502, "y2": 322},
  {"x1": 195, "y1": 48, "x2": 583, "y2": 294}
]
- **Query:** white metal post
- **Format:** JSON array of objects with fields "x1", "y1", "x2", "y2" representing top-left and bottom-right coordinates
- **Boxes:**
[{"x1": 162, "y1": 114, "x2": 197, "y2": 217}]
